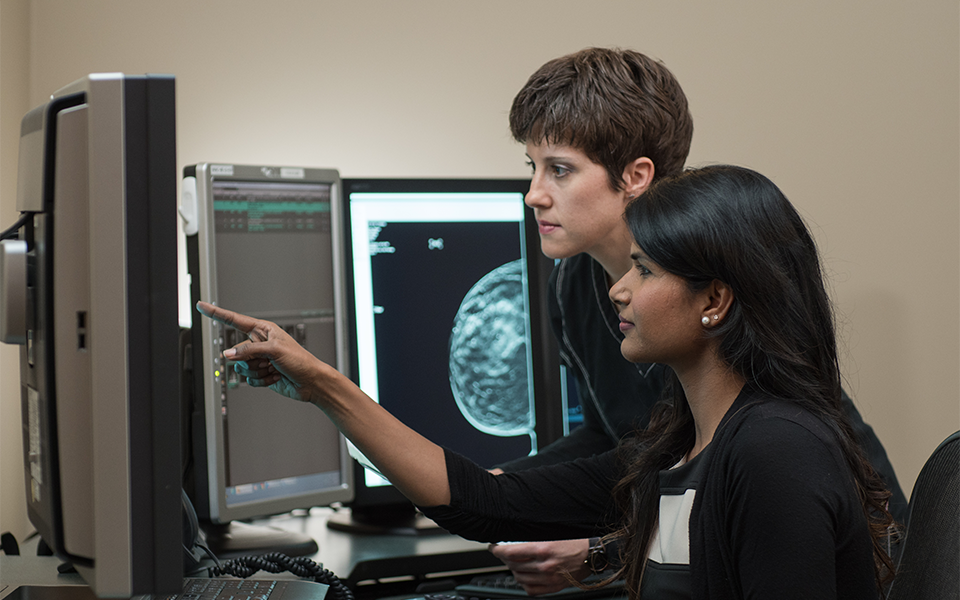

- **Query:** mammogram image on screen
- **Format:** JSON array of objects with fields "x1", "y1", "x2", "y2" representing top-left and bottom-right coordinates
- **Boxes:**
[
  {"x1": 449, "y1": 259, "x2": 533, "y2": 436},
  {"x1": 368, "y1": 220, "x2": 534, "y2": 465}
]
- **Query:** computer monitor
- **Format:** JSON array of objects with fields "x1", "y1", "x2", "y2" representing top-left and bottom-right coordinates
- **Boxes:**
[
  {"x1": 1, "y1": 73, "x2": 182, "y2": 596},
  {"x1": 181, "y1": 163, "x2": 354, "y2": 557},
  {"x1": 330, "y1": 178, "x2": 563, "y2": 533}
]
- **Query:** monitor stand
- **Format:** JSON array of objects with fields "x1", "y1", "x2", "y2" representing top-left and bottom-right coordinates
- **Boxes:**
[
  {"x1": 201, "y1": 520, "x2": 318, "y2": 559},
  {"x1": 325, "y1": 504, "x2": 442, "y2": 536}
]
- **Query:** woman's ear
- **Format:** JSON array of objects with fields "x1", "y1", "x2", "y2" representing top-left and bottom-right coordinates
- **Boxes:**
[
  {"x1": 701, "y1": 279, "x2": 734, "y2": 326},
  {"x1": 622, "y1": 157, "x2": 655, "y2": 200}
]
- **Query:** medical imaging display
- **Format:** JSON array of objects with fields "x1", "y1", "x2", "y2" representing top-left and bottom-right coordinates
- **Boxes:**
[{"x1": 366, "y1": 220, "x2": 534, "y2": 465}]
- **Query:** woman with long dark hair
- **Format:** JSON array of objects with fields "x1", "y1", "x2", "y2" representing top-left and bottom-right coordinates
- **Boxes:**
[
  {"x1": 604, "y1": 165, "x2": 895, "y2": 597},
  {"x1": 198, "y1": 164, "x2": 895, "y2": 599}
]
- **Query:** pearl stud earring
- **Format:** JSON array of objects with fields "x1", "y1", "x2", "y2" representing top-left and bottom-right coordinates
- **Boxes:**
[{"x1": 701, "y1": 316, "x2": 710, "y2": 326}]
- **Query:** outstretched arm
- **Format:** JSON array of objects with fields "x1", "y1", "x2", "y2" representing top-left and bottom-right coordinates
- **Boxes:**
[{"x1": 196, "y1": 301, "x2": 451, "y2": 507}]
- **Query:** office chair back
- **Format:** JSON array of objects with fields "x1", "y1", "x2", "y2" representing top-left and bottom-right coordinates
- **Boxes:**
[{"x1": 886, "y1": 430, "x2": 959, "y2": 600}]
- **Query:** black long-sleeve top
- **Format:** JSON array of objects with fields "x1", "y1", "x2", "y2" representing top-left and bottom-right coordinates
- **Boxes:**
[{"x1": 421, "y1": 388, "x2": 879, "y2": 600}]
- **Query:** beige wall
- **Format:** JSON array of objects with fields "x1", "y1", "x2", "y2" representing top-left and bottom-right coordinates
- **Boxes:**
[
  {"x1": 1, "y1": 0, "x2": 31, "y2": 541},
  {"x1": 2, "y1": 0, "x2": 958, "y2": 539}
]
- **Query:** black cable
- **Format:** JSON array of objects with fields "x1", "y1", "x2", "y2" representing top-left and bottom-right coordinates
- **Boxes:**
[
  {"x1": 209, "y1": 553, "x2": 354, "y2": 600},
  {"x1": 197, "y1": 540, "x2": 222, "y2": 569},
  {"x1": 0, "y1": 213, "x2": 33, "y2": 241}
]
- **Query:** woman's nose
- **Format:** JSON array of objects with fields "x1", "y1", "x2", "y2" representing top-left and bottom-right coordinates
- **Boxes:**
[{"x1": 524, "y1": 175, "x2": 549, "y2": 209}]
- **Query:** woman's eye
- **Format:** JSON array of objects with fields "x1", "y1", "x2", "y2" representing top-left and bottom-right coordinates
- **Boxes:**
[
  {"x1": 635, "y1": 263, "x2": 651, "y2": 276},
  {"x1": 524, "y1": 160, "x2": 535, "y2": 173},
  {"x1": 551, "y1": 165, "x2": 570, "y2": 177}
]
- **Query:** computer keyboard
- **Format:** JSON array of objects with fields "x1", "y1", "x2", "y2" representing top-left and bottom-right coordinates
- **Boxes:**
[
  {"x1": 151, "y1": 577, "x2": 329, "y2": 600},
  {"x1": 420, "y1": 572, "x2": 626, "y2": 600}
]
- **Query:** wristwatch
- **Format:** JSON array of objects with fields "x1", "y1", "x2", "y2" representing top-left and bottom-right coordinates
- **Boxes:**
[{"x1": 584, "y1": 537, "x2": 609, "y2": 572}]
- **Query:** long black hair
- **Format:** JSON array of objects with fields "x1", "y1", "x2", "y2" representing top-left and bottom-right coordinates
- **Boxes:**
[{"x1": 606, "y1": 165, "x2": 894, "y2": 596}]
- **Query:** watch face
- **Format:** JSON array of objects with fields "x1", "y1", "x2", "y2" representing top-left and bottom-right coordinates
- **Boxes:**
[{"x1": 587, "y1": 540, "x2": 609, "y2": 572}]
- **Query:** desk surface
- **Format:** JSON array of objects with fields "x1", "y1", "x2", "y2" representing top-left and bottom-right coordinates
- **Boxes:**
[
  {"x1": 246, "y1": 507, "x2": 504, "y2": 588},
  {"x1": 0, "y1": 555, "x2": 88, "y2": 600},
  {"x1": 0, "y1": 508, "x2": 505, "y2": 600}
]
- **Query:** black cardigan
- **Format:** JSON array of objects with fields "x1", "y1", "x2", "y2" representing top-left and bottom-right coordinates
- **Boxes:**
[{"x1": 421, "y1": 388, "x2": 878, "y2": 600}]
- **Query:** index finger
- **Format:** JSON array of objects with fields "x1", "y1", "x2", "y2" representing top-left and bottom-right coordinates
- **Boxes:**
[{"x1": 196, "y1": 301, "x2": 258, "y2": 335}]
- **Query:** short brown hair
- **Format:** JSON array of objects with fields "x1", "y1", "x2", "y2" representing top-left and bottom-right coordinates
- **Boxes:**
[{"x1": 509, "y1": 48, "x2": 693, "y2": 190}]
